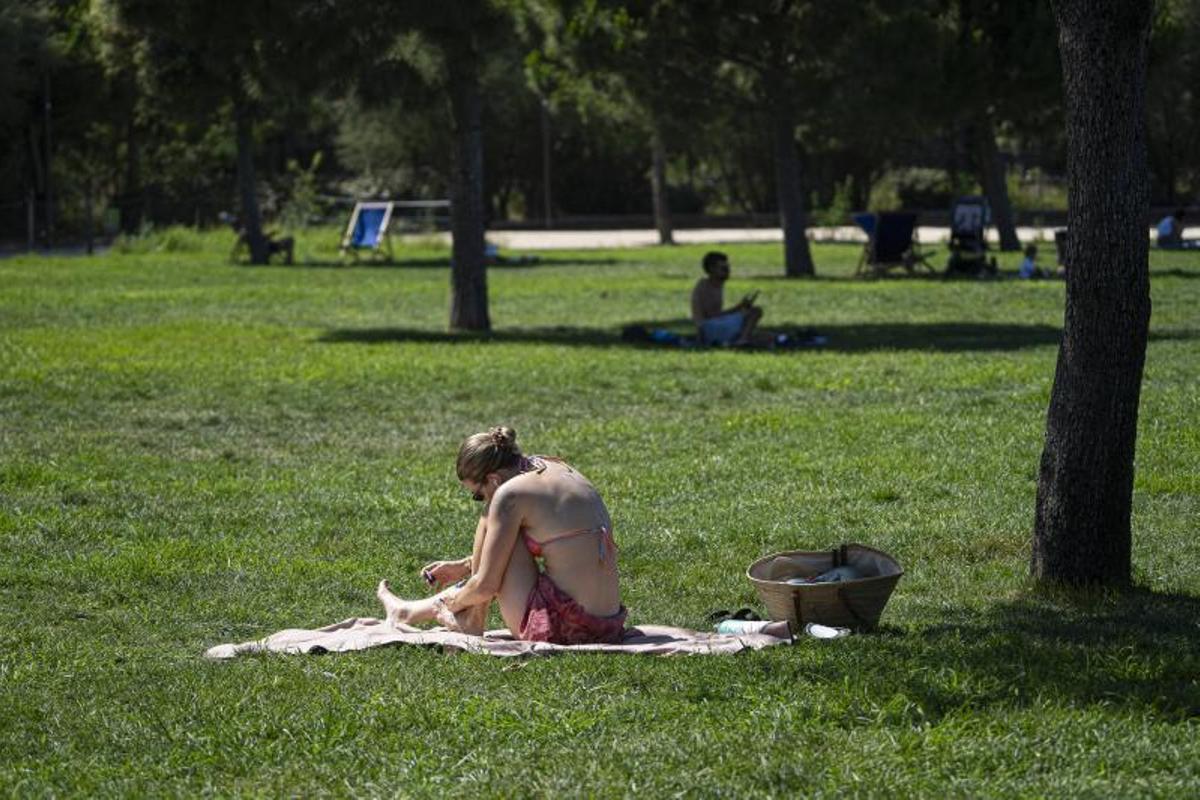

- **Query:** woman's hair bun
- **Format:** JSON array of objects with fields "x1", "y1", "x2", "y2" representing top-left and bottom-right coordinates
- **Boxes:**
[
  {"x1": 488, "y1": 426, "x2": 516, "y2": 451},
  {"x1": 456, "y1": 425, "x2": 522, "y2": 481}
]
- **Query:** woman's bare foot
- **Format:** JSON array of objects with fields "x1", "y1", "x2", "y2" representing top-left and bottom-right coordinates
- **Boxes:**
[{"x1": 376, "y1": 580, "x2": 413, "y2": 626}]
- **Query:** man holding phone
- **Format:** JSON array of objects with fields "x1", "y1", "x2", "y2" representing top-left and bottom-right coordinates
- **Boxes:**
[{"x1": 690, "y1": 251, "x2": 763, "y2": 346}]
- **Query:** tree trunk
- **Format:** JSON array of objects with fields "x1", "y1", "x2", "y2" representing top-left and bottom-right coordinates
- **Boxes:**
[
  {"x1": 541, "y1": 99, "x2": 553, "y2": 229},
  {"x1": 650, "y1": 123, "x2": 674, "y2": 245},
  {"x1": 972, "y1": 118, "x2": 1021, "y2": 251},
  {"x1": 120, "y1": 109, "x2": 143, "y2": 235},
  {"x1": 84, "y1": 173, "x2": 94, "y2": 256},
  {"x1": 447, "y1": 43, "x2": 490, "y2": 332},
  {"x1": 849, "y1": 167, "x2": 871, "y2": 213},
  {"x1": 772, "y1": 106, "x2": 815, "y2": 277},
  {"x1": 1032, "y1": 0, "x2": 1153, "y2": 586},
  {"x1": 43, "y1": 70, "x2": 54, "y2": 248},
  {"x1": 233, "y1": 101, "x2": 269, "y2": 265},
  {"x1": 26, "y1": 187, "x2": 36, "y2": 252},
  {"x1": 28, "y1": 124, "x2": 44, "y2": 244}
]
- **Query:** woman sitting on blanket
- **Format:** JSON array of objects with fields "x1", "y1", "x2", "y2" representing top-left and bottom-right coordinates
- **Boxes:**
[{"x1": 376, "y1": 426, "x2": 627, "y2": 644}]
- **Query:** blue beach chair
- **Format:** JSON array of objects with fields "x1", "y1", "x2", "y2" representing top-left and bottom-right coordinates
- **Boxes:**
[
  {"x1": 853, "y1": 212, "x2": 935, "y2": 277},
  {"x1": 341, "y1": 202, "x2": 395, "y2": 261}
]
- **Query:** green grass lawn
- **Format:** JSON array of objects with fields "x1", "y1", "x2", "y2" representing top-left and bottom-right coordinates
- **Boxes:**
[{"x1": 2, "y1": 228, "x2": 1198, "y2": 796}]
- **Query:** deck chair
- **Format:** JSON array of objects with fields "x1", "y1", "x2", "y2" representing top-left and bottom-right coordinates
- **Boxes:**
[
  {"x1": 853, "y1": 212, "x2": 935, "y2": 277},
  {"x1": 340, "y1": 202, "x2": 395, "y2": 261},
  {"x1": 945, "y1": 196, "x2": 997, "y2": 277}
]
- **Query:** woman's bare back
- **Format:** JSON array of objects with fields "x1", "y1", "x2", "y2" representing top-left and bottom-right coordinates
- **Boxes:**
[{"x1": 499, "y1": 458, "x2": 620, "y2": 616}]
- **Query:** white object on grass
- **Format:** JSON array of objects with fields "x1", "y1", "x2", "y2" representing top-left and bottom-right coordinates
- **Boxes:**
[{"x1": 804, "y1": 623, "x2": 851, "y2": 639}]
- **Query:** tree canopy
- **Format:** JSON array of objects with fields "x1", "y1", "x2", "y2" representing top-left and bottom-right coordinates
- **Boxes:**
[{"x1": 1, "y1": 0, "x2": 1195, "y2": 264}]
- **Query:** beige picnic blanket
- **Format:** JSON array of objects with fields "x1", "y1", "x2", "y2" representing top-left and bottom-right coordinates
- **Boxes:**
[{"x1": 204, "y1": 617, "x2": 792, "y2": 659}]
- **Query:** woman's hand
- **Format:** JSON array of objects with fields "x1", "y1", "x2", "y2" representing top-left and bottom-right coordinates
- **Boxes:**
[{"x1": 420, "y1": 558, "x2": 470, "y2": 588}]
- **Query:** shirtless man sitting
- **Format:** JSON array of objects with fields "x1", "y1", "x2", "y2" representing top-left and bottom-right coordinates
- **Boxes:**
[{"x1": 690, "y1": 251, "x2": 763, "y2": 346}]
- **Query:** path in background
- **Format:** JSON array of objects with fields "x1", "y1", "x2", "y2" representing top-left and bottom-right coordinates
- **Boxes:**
[
  {"x1": 5, "y1": 225, "x2": 1194, "y2": 258},
  {"x1": 459, "y1": 225, "x2": 1184, "y2": 251}
]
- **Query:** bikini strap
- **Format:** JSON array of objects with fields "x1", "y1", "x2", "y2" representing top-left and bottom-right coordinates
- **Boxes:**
[{"x1": 528, "y1": 525, "x2": 618, "y2": 567}]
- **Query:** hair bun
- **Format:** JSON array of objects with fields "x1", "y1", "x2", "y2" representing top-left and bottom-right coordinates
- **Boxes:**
[{"x1": 489, "y1": 426, "x2": 516, "y2": 451}]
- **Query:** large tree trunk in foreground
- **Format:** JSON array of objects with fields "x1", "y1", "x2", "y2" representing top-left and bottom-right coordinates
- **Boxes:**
[
  {"x1": 772, "y1": 106, "x2": 815, "y2": 277},
  {"x1": 233, "y1": 100, "x2": 268, "y2": 265},
  {"x1": 650, "y1": 124, "x2": 674, "y2": 245},
  {"x1": 447, "y1": 41, "x2": 490, "y2": 332},
  {"x1": 1032, "y1": 0, "x2": 1153, "y2": 586},
  {"x1": 972, "y1": 117, "x2": 1021, "y2": 252}
]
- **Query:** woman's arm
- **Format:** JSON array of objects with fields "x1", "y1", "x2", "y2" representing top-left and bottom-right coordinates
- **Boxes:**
[{"x1": 442, "y1": 489, "x2": 522, "y2": 613}]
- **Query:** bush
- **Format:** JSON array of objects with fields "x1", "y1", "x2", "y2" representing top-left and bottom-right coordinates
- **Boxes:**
[
  {"x1": 869, "y1": 168, "x2": 978, "y2": 211},
  {"x1": 810, "y1": 178, "x2": 855, "y2": 227},
  {"x1": 280, "y1": 153, "x2": 325, "y2": 231},
  {"x1": 111, "y1": 224, "x2": 226, "y2": 255}
]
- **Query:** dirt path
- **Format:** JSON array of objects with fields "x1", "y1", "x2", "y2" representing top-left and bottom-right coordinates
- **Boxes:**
[{"x1": 447, "y1": 225, "x2": 1080, "y2": 251}]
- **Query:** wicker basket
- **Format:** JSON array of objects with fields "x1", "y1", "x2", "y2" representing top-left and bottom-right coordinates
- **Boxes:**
[{"x1": 747, "y1": 543, "x2": 903, "y2": 630}]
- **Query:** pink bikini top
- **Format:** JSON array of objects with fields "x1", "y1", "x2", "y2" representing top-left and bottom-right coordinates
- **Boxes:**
[
  {"x1": 522, "y1": 525, "x2": 617, "y2": 563},
  {"x1": 516, "y1": 455, "x2": 619, "y2": 567}
]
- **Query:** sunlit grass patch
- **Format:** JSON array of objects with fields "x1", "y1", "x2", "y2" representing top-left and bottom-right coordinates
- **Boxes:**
[{"x1": 1, "y1": 237, "x2": 1198, "y2": 795}]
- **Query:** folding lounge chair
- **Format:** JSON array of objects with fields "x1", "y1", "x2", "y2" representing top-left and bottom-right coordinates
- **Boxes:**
[
  {"x1": 853, "y1": 212, "x2": 935, "y2": 277},
  {"x1": 340, "y1": 202, "x2": 395, "y2": 262}
]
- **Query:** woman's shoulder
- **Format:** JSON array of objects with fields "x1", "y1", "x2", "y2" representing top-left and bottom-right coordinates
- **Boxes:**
[
  {"x1": 502, "y1": 456, "x2": 576, "y2": 493},
  {"x1": 530, "y1": 454, "x2": 573, "y2": 470}
]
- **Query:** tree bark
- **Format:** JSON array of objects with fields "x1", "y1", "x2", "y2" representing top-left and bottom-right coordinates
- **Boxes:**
[
  {"x1": 772, "y1": 106, "x2": 815, "y2": 277},
  {"x1": 447, "y1": 42, "x2": 490, "y2": 332},
  {"x1": 972, "y1": 117, "x2": 1021, "y2": 251},
  {"x1": 28, "y1": 123, "x2": 44, "y2": 244},
  {"x1": 1032, "y1": 0, "x2": 1153, "y2": 586},
  {"x1": 84, "y1": 173, "x2": 94, "y2": 256},
  {"x1": 650, "y1": 123, "x2": 674, "y2": 245},
  {"x1": 541, "y1": 99, "x2": 553, "y2": 229},
  {"x1": 120, "y1": 107, "x2": 143, "y2": 235},
  {"x1": 233, "y1": 100, "x2": 269, "y2": 265},
  {"x1": 42, "y1": 70, "x2": 54, "y2": 248},
  {"x1": 26, "y1": 187, "x2": 36, "y2": 252}
]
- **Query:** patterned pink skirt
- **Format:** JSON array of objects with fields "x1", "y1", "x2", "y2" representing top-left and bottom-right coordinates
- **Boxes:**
[{"x1": 519, "y1": 573, "x2": 627, "y2": 645}]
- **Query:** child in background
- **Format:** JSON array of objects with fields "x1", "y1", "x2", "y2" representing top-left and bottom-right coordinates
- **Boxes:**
[{"x1": 1018, "y1": 243, "x2": 1046, "y2": 280}]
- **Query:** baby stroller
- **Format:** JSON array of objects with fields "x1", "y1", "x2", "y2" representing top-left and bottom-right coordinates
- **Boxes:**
[{"x1": 945, "y1": 196, "x2": 997, "y2": 278}]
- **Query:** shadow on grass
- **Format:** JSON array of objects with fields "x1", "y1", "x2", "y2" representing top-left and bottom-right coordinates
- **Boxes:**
[
  {"x1": 1151, "y1": 328, "x2": 1200, "y2": 342},
  {"x1": 1150, "y1": 268, "x2": 1200, "y2": 279},
  {"x1": 319, "y1": 321, "x2": 1074, "y2": 352},
  {"x1": 862, "y1": 588, "x2": 1200, "y2": 721},
  {"x1": 263, "y1": 256, "x2": 623, "y2": 270}
]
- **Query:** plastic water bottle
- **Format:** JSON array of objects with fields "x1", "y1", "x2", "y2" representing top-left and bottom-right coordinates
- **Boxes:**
[{"x1": 715, "y1": 620, "x2": 792, "y2": 638}]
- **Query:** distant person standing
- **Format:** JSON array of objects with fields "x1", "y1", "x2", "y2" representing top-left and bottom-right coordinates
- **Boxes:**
[{"x1": 690, "y1": 251, "x2": 762, "y2": 346}]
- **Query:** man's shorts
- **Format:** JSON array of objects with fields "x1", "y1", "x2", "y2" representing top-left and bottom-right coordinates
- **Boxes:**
[{"x1": 699, "y1": 311, "x2": 745, "y2": 345}]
